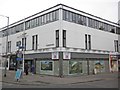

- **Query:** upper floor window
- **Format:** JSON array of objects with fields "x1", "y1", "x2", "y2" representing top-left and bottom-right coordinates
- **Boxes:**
[
  {"x1": 22, "y1": 37, "x2": 27, "y2": 51},
  {"x1": 85, "y1": 34, "x2": 87, "y2": 49},
  {"x1": 116, "y1": 27, "x2": 120, "y2": 35},
  {"x1": 109, "y1": 25, "x2": 116, "y2": 33},
  {"x1": 88, "y1": 35, "x2": 91, "y2": 50},
  {"x1": 3, "y1": 30, "x2": 8, "y2": 37},
  {"x1": 85, "y1": 34, "x2": 91, "y2": 50},
  {"x1": 16, "y1": 41, "x2": 21, "y2": 47},
  {"x1": 114, "y1": 40, "x2": 119, "y2": 52},
  {"x1": 63, "y1": 30, "x2": 66, "y2": 47},
  {"x1": 2, "y1": 10, "x2": 59, "y2": 37},
  {"x1": 63, "y1": 9, "x2": 86, "y2": 26},
  {"x1": 11, "y1": 27, "x2": 16, "y2": 35},
  {"x1": 0, "y1": 31, "x2": 2, "y2": 38},
  {"x1": 8, "y1": 41, "x2": 11, "y2": 53},
  {"x1": 56, "y1": 30, "x2": 59, "y2": 47},
  {"x1": 32, "y1": 35, "x2": 38, "y2": 50}
]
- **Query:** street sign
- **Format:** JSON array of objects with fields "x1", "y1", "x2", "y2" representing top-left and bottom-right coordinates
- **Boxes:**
[
  {"x1": 19, "y1": 46, "x2": 24, "y2": 49},
  {"x1": 63, "y1": 52, "x2": 71, "y2": 59},
  {"x1": 52, "y1": 52, "x2": 59, "y2": 59},
  {"x1": 16, "y1": 58, "x2": 23, "y2": 61}
]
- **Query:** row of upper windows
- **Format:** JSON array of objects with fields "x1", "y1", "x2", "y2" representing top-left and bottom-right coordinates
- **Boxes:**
[
  {"x1": 62, "y1": 9, "x2": 120, "y2": 34},
  {"x1": 25, "y1": 10, "x2": 59, "y2": 30},
  {"x1": 63, "y1": 9, "x2": 87, "y2": 26},
  {"x1": 88, "y1": 18, "x2": 116, "y2": 33},
  {"x1": 0, "y1": 9, "x2": 59, "y2": 37},
  {"x1": 0, "y1": 9, "x2": 120, "y2": 38}
]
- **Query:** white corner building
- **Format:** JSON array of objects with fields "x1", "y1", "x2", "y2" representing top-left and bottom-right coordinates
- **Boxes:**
[{"x1": 0, "y1": 4, "x2": 120, "y2": 76}]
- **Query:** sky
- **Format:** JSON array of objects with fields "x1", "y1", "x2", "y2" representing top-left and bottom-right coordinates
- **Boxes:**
[{"x1": 0, "y1": 0, "x2": 119, "y2": 28}]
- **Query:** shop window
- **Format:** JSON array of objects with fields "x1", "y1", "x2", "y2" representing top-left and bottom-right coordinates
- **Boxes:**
[
  {"x1": 69, "y1": 61, "x2": 84, "y2": 74},
  {"x1": 94, "y1": 60, "x2": 105, "y2": 73},
  {"x1": 69, "y1": 61, "x2": 79, "y2": 74},
  {"x1": 41, "y1": 61, "x2": 53, "y2": 71}
]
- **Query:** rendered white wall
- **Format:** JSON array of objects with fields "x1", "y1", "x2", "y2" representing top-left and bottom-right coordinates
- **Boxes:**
[
  {"x1": 0, "y1": 38, "x2": 2, "y2": 54},
  {"x1": 63, "y1": 21, "x2": 118, "y2": 52},
  {"x1": 118, "y1": 1, "x2": 120, "y2": 22},
  {"x1": 2, "y1": 21, "x2": 60, "y2": 53},
  {"x1": 118, "y1": 35, "x2": 120, "y2": 52},
  {"x1": 1, "y1": 37, "x2": 6, "y2": 54},
  {"x1": 1, "y1": 20, "x2": 119, "y2": 54},
  {"x1": 26, "y1": 21, "x2": 60, "y2": 49}
]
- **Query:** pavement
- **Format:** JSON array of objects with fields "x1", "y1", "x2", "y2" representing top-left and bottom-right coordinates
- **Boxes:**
[{"x1": 0, "y1": 70, "x2": 119, "y2": 86}]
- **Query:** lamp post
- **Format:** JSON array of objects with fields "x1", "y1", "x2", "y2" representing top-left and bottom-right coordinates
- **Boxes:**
[
  {"x1": 0, "y1": 15, "x2": 9, "y2": 77},
  {"x1": 22, "y1": 19, "x2": 27, "y2": 72},
  {"x1": 17, "y1": 19, "x2": 26, "y2": 72},
  {"x1": 0, "y1": 43, "x2": 2, "y2": 69}
]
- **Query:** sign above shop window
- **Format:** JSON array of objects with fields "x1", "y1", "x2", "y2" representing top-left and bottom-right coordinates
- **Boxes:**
[
  {"x1": 52, "y1": 52, "x2": 59, "y2": 59},
  {"x1": 109, "y1": 55, "x2": 118, "y2": 60},
  {"x1": 63, "y1": 52, "x2": 71, "y2": 59}
]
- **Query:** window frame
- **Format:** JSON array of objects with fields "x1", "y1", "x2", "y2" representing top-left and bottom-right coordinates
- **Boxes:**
[
  {"x1": 63, "y1": 30, "x2": 66, "y2": 47},
  {"x1": 56, "y1": 30, "x2": 59, "y2": 47}
]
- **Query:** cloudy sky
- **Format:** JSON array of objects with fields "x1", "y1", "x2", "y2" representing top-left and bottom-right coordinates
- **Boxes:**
[{"x1": 0, "y1": 0, "x2": 119, "y2": 28}]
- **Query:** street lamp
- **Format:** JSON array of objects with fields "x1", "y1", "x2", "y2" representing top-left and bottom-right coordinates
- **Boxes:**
[
  {"x1": 0, "y1": 43, "x2": 2, "y2": 69},
  {"x1": 22, "y1": 20, "x2": 26, "y2": 72},
  {"x1": 17, "y1": 19, "x2": 26, "y2": 72},
  {"x1": 0, "y1": 15, "x2": 9, "y2": 77}
]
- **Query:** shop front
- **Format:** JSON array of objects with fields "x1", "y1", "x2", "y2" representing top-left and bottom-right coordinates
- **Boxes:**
[
  {"x1": 67, "y1": 59, "x2": 108, "y2": 76},
  {"x1": 25, "y1": 52, "x2": 59, "y2": 76},
  {"x1": 36, "y1": 60, "x2": 57, "y2": 75},
  {"x1": 69, "y1": 60, "x2": 87, "y2": 75},
  {"x1": 109, "y1": 54, "x2": 118, "y2": 72},
  {"x1": 65, "y1": 53, "x2": 109, "y2": 76},
  {"x1": 24, "y1": 52, "x2": 110, "y2": 76}
]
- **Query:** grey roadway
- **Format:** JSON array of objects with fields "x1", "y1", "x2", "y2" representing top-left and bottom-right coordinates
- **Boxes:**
[{"x1": 1, "y1": 70, "x2": 119, "y2": 88}]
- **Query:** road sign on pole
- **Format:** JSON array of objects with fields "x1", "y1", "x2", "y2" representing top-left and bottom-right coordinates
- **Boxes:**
[{"x1": 16, "y1": 58, "x2": 23, "y2": 61}]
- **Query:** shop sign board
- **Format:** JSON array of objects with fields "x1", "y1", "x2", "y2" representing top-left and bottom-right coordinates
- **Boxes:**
[
  {"x1": 52, "y1": 52, "x2": 59, "y2": 59},
  {"x1": 16, "y1": 57, "x2": 23, "y2": 61},
  {"x1": 63, "y1": 52, "x2": 71, "y2": 59}
]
